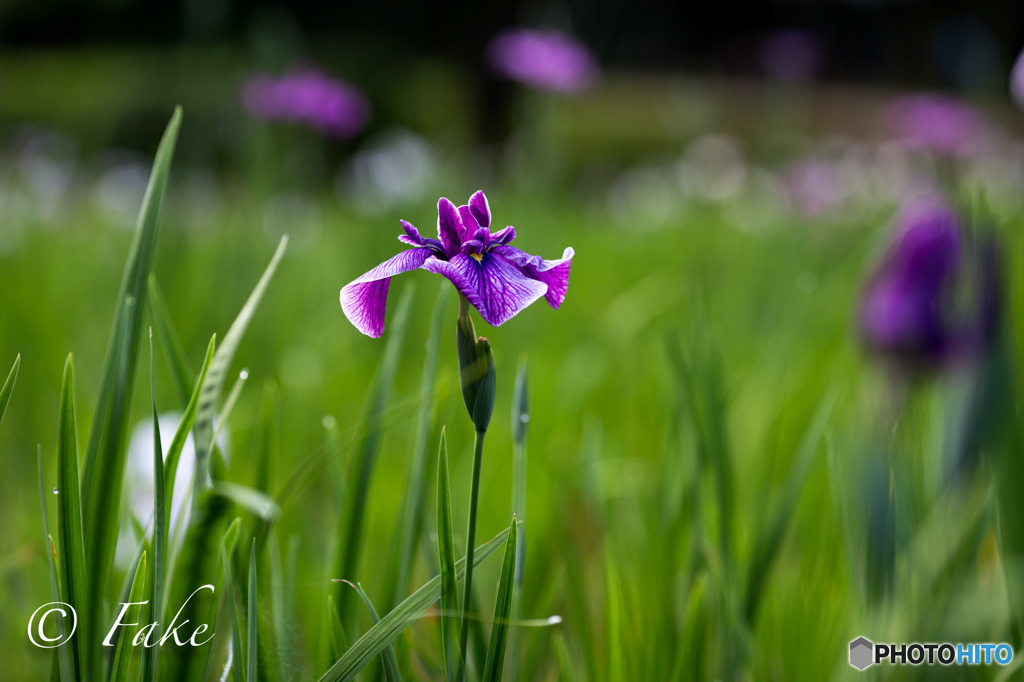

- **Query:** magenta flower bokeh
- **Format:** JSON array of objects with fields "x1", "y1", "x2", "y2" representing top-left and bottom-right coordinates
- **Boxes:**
[
  {"x1": 241, "y1": 68, "x2": 370, "y2": 138},
  {"x1": 340, "y1": 191, "x2": 574, "y2": 338},
  {"x1": 882, "y1": 94, "x2": 989, "y2": 158},
  {"x1": 859, "y1": 195, "x2": 1001, "y2": 369},
  {"x1": 488, "y1": 28, "x2": 599, "y2": 93}
]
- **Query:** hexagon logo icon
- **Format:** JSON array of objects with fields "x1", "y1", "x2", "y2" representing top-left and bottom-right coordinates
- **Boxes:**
[{"x1": 849, "y1": 636, "x2": 874, "y2": 670}]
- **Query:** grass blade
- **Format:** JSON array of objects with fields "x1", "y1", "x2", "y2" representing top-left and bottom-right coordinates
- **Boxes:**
[
  {"x1": 337, "y1": 580, "x2": 403, "y2": 682},
  {"x1": 436, "y1": 428, "x2": 462, "y2": 682},
  {"x1": 334, "y1": 284, "x2": 415, "y2": 624},
  {"x1": 508, "y1": 357, "x2": 528, "y2": 680},
  {"x1": 55, "y1": 356, "x2": 87, "y2": 682},
  {"x1": 482, "y1": 516, "x2": 518, "y2": 682},
  {"x1": 38, "y1": 447, "x2": 74, "y2": 682},
  {"x1": 211, "y1": 482, "x2": 281, "y2": 522},
  {"x1": 318, "y1": 526, "x2": 511, "y2": 682},
  {"x1": 247, "y1": 540, "x2": 258, "y2": 682},
  {"x1": 109, "y1": 551, "x2": 147, "y2": 682},
  {"x1": 193, "y1": 235, "x2": 288, "y2": 500},
  {"x1": 164, "y1": 334, "x2": 216, "y2": 533},
  {"x1": 148, "y1": 274, "x2": 195, "y2": 406},
  {"x1": 0, "y1": 354, "x2": 20, "y2": 427},
  {"x1": 221, "y1": 529, "x2": 245, "y2": 682},
  {"x1": 79, "y1": 109, "x2": 182, "y2": 680},
  {"x1": 387, "y1": 283, "x2": 448, "y2": 610},
  {"x1": 143, "y1": 332, "x2": 165, "y2": 682}
]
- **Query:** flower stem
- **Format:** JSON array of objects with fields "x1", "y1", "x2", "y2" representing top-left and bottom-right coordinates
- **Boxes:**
[{"x1": 459, "y1": 427, "x2": 486, "y2": 674}]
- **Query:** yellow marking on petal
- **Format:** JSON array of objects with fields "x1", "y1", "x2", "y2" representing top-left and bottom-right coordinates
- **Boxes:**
[{"x1": 470, "y1": 253, "x2": 483, "y2": 262}]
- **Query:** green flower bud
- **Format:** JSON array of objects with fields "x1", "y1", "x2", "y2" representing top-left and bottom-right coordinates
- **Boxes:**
[{"x1": 457, "y1": 313, "x2": 495, "y2": 433}]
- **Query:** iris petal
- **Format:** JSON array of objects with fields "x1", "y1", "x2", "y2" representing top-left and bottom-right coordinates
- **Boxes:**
[
  {"x1": 424, "y1": 252, "x2": 548, "y2": 326},
  {"x1": 458, "y1": 205, "x2": 479, "y2": 242},
  {"x1": 468, "y1": 190, "x2": 491, "y2": 228},
  {"x1": 340, "y1": 247, "x2": 434, "y2": 337},
  {"x1": 437, "y1": 198, "x2": 463, "y2": 256},
  {"x1": 491, "y1": 245, "x2": 574, "y2": 308}
]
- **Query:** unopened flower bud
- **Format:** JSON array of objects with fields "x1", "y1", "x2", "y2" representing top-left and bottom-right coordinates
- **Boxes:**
[{"x1": 456, "y1": 313, "x2": 495, "y2": 433}]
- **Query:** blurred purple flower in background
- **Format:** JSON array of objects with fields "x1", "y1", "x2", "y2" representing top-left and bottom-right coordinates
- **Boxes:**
[
  {"x1": 882, "y1": 94, "x2": 989, "y2": 158},
  {"x1": 760, "y1": 29, "x2": 824, "y2": 83},
  {"x1": 782, "y1": 159, "x2": 844, "y2": 217},
  {"x1": 488, "y1": 28, "x2": 599, "y2": 93},
  {"x1": 859, "y1": 195, "x2": 1001, "y2": 370},
  {"x1": 1010, "y1": 46, "x2": 1024, "y2": 111},
  {"x1": 241, "y1": 68, "x2": 370, "y2": 138}
]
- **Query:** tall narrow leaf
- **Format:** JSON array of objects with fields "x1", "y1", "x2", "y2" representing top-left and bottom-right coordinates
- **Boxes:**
[
  {"x1": 0, "y1": 353, "x2": 20, "y2": 427},
  {"x1": 339, "y1": 580, "x2": 403, "y2": 682},
  {"x1": 109, "y1": 552, "x2": 147, "y2": 682},
  {"x1": 143, "y1": 333, "x2": 166, "y2": 682},
  {"x1": 436, "y1": 429, "x2": 461, "y2": 681},
  {"x1": 80, "y1": 109, "x2": 182, "y2": 678},
  {"x1": 247, "y1": 540, "x2": 258, "y2": 682},
  {"x1": 56, "y1": 356, "x2": 87, "y2": 682},
  {"x1": 38, "y1": 447, "x2": 73, "y2": 682},
  {"x1": 193, "y1": 235, "x2": 288, "y2": 500},
  {"x1": 318, "y1": 527, "x2": 511, "y2": 682},
  {"x1": 508, "y1": 357, "x2": 528, "y2": 680},
  {"x1": 148, "y1": 275, "x2": 195, "y2": 406},
  {"x1": 482, "y1": 516, "x2": 518, "y2": 682}
]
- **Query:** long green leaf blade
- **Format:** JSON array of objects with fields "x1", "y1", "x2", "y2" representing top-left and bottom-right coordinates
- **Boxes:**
[
  {"x1": 193, "y1": 236, "x2": 288, "y2": 500},
  {"x1": 508, "y1": 357, "x2": 528, "y2": 680},
  {"x1": 109, "y1": 551, "x2": 147, "y2": 682},
  {"x1": 56, "y1": 356, "x2": 87, "y2": 682},
  {"x1": 436, "y1": 428, "x2": 461, "y2": 682},
  {"x1": 147, "y1": 274, "x2": 195, "y2": 406},
  {"x1": 80, "y1": 109, "x2": 182, "y2": 679},
  {"x1": 143, "y1": 332, "x2": 166, "y2": 682},
  {"x1": 0, "y1": 353, "x2": 20, "y2": 427},
  {"x1": 38, "y1": 448, "x2": 73, "y2": 682},
  {"x1": 318, "y1": 527, "x2": 511, "y2": 682},
  {"x1": 338, "y1": 580, "x2": 403, "y2": 682},
  {"x1": 482, "y1": 516, "x2": 518, "y2": 682},
  {"x1": 247, "y1": 540, "x2": 258, "y2": 682}
]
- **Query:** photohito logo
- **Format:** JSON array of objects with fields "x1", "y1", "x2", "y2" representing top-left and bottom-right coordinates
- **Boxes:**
[{"x1": 848, "y1": 636, "x2": 1013, "y2": 670}]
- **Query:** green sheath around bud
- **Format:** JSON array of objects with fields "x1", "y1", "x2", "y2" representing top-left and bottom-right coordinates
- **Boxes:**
[{"x1": 456, "y1": 311, "x2": 496, "y2": 433}]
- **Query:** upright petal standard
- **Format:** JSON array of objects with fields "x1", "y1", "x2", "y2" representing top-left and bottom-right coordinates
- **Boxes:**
[{"x1": 340, "y1": 190, "x2": 574, "y2": 337}]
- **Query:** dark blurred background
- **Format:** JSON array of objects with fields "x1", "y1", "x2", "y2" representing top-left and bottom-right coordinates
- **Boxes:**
[{"x1": 2, "y1": 0, "x2": 1023, "y2": 164}]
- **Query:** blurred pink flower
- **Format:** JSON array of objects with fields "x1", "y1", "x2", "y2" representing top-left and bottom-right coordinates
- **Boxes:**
[
  {"x1": 488, "y1": 28, "x2": 599, "y2": 93},
  {"x1": 241, "y1": 68, "x2": 370, "y2": 138},
  {"x1": 882, "y1": 94, "x2": 989, "y2": 158}
]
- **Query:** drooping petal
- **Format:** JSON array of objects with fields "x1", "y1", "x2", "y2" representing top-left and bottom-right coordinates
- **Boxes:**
[
  {"x1": 490, "y1": 226, "x2": 516, "y2": 244},
  {"x1": 340, "y1": 248, "x2": 434, "y2": 337},
  {"x1": 491, "y1": 245, "x2": 574, "y2": 308},
  {"x1": 468, "y1": 190, "x2": 491, "y2": 228},
  {"x1": 398, "y1": 219, "x2": 424, "y2": 246},
  {"x1": 424, "y1": 253, "x2": 548, "y2": 327},
  {"x1": 437, "y1": 198, "x2": 463, "y2": 256}
]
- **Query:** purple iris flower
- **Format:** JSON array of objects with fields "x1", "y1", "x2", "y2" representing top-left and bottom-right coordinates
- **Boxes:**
[
  {"x1": 882, "y1": 94, "x2": 988, "y2": 158},
  {"x1": 340, "y1": 191, "x2": 574, "y2": 338},
  {"x1": 488, "y1": 29, "x2": 599, "y2": 93},
  {"x1": 1011, "y1": 46, "x2": 1024, "y2": 111},
  {"x1": 859, "y1": 195, "x2": 1000, "y2": 368},
  {"x1": 241, "y1": 68, "x2": 370, "y2": 138}
]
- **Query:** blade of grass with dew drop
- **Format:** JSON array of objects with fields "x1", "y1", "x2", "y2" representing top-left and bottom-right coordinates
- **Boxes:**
[
  {"x1": 80, "y1": 110, "x2": 181, "y2": 680},
  {"x1": 142, "y1": 332, "x2": 165, "y2": 682},
  {"x1": 482, "y1": 516, "x2": 518, "y2": 682},
  {"x1": 0, "y1": 354, "x2": 20, "y2": 427},
  {"x1": 211, "y1": 482, "x2": 281, "y2": 523},
  {"x1": 386, "y1": 283, "x2": 448, "y2": 611},
  {"x1": 55, "y1": 356, "x2": 87, "y2": 682},
  {"x1": 220, "y1": 520, "x2": 244, "y2": 682},
  {"x1": 38, "y1": 447, "x2": 74, "y2": 682},
  {"x1": 317, "y1": 527, "x2": 511, "y2": 682},
  {"x1": 340, "y1": 580, "x2": 403, "y2": 682},
  {"x1": 334, "y1": 285, "x2": 414, "y2": 625},
  {"x1": 109, "y1": 552, "x2": 147, "y2": 682},
  {"x1": 192, "y1": 235, "x2": 288, "y2": 503},
  {"x1": 148, "y1": 274, "x2": 195, "y2": 406},
  {"x1": 742, "y1": 392, "x2": 835, "y2": 625},
  {"x1": 436, "y1": 429, "x2": 461, "y2": 682},
  {"x1": 508, "y1": 357, "x2": 528, "y2": 681},
  {"x1": 164, "y1": 334, "x2": 216, "y2": 531},
  {"x1": 247, "y1": 540, "x2": 258, "y2": 682}
]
